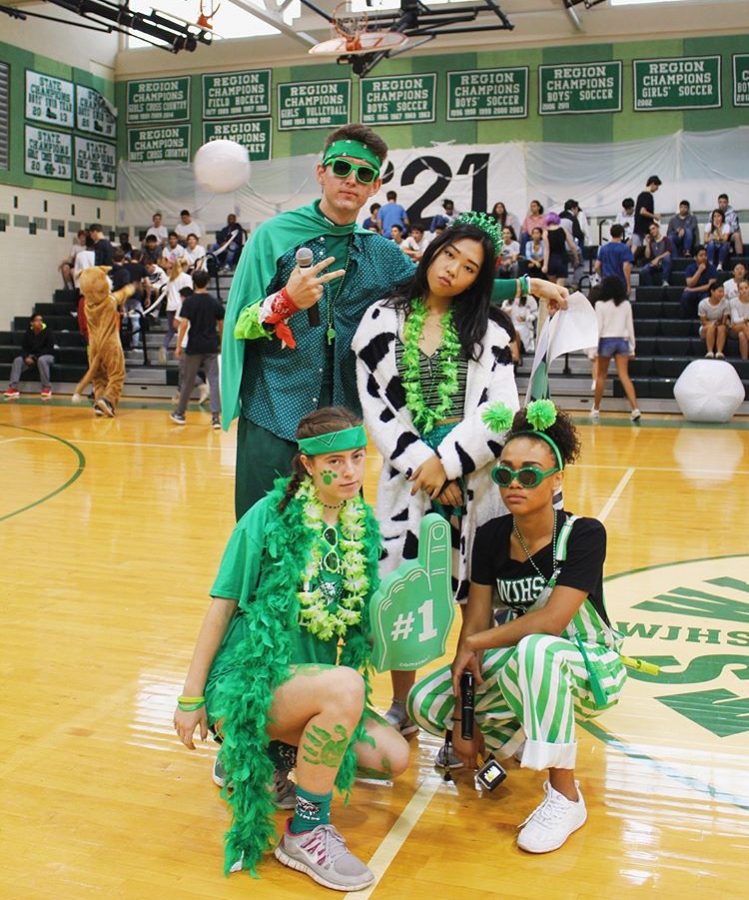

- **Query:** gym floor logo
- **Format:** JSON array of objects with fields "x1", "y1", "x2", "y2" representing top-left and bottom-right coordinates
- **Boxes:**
[{"x1": 603, "y1": 556, "x2": 749, "y2": 747}]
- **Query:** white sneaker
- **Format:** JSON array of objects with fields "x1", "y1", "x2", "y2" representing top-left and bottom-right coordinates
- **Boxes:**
[
  {"x1": 630, "y1": 408, "x2": 641, "y2": 422},
  {"x1": 517, "y1": 781, "x2": 587, "y2": 853},
  {"x1": 589, "y1": 408, "x2": 600, "y2": 421},
  {"x1": 383, "y1": 702, "x2": 419, "y2": 736},
  {"x1": 705, "y1": 351, "x2": 714, "y2": 359},
  {"x1": 716, "y1": 351, "x2": 725, "y2": 359},
  {"x1": 197, "y1": 383, "x2": 210, "y2": 405}
]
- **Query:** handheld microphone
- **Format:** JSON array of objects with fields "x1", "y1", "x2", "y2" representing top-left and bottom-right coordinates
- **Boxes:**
[
  {"x1": 295, "y1": 246, "x2": 319, "y2": 327},
  {"x1": 460, "y1": 671, "x2": 475, "y2": 741}
]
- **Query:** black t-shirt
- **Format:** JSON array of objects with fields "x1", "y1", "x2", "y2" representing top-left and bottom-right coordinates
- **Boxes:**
[
  {"x1": 179, "y1": 292, "x2": 225, "y2": 354},
  {"x1": 125, "y1": 261, "x2": 147, "y2": 284},
  {"x1": 634, "y1": 190, "x2": 654, "y2": 237},
  {"x1": 471, "y1": 511, "x2": 609, "y2": 625},
  {"x1": 110, "y1": 265, "x2": 131, "y2": 291},
  {"x1": 94, "y1": 238, "x2": 114, "y2": 266}
]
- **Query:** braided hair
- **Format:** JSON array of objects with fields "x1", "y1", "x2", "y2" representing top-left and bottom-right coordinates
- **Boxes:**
[{"x1": 278, "y1": 406, "x2": 363, "y2": 512}]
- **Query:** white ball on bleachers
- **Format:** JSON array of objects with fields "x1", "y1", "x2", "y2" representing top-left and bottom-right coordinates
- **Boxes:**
[
  {"x1": 673, "y1": 360, "x2": 745, "y2": 423},
  {"x1": 193, "y1": 140, "x2": 250, "y2": 194}
]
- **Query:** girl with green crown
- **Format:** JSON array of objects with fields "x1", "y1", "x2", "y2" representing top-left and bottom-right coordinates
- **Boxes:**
[
  {"x1": 353, "y1": 212, "x2": 542, "y2": 747},
  {"x1": 408, "y1": 401, "x2": 627, "y2": 854},
  {"x1": 173, "y1": 406, "x2": 409, "y2": 891}
]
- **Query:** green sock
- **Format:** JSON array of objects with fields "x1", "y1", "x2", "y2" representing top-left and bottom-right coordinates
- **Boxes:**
[{"x1": 290, "y1": 785, "x2": 332, "y2": 834}]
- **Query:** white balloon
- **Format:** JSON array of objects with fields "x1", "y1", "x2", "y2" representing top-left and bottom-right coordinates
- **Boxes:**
[
  {"x1": 193, "y1": 140, "x2": 251, "y2": 194},
  {"x1": 673, "y1": 359, "x2": 745, "y2": 423}
]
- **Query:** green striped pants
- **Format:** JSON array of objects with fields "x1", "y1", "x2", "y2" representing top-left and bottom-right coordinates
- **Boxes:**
[{"x1": 407, "y1": 633, "x2": 627, "y2": 770}]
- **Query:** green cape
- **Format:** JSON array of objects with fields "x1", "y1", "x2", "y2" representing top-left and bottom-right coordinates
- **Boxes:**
[{"x1": 220, "y1": 200, "x2": 369, "y2": 429}]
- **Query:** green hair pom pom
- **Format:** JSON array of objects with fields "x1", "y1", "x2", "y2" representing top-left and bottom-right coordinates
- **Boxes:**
[
  {"x1": 526, "y1": 399, "x2": 558, "y2": 431},
  {"x1": 481, "y1": 402, "x2": 515, "y2": 433}
]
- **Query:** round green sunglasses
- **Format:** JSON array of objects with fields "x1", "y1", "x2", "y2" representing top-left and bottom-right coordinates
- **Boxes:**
[
  {"x1": 491, "y1": 463, "x2": 559, "y2": 489},
  {"x1": 328, "y1": 157, "x2": 379, "y2": 185}
]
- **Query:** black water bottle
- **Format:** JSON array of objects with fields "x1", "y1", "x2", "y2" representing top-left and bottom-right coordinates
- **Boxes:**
[{"x1": 460, "y1": 671, "x2": 475, "y2": 741}]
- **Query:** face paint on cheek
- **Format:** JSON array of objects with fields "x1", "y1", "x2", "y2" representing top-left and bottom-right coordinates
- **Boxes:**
[{"x1": 321, "y1": 469, "x2": 338, "y2": 486}]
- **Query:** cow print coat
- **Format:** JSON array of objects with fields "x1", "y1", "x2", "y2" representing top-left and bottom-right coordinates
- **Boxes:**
[{"x1": 352, "y1": 300, "x2": 520, "y2": 603}]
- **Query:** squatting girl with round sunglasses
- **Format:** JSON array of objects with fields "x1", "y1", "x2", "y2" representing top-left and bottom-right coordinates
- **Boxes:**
[{"x1": 408, "y1": 400, "x2": 627, "y2": 854}]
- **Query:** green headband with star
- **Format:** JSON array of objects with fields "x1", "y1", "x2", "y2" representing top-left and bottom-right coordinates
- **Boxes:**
[
  {"x1": 298, "y1": 425, "x2": 367, "y2": 456},
  {"x1": 322, "y1": 140, "x2": 382, "y2": 173},
  {"x1": 453, "y1": 211, "x2": 502, "y2": 255}
]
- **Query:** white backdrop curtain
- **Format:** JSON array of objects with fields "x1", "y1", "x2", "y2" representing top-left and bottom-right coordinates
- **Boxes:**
[{"x1": 117, "y1": 126, "x2": 749, "y2": 236}]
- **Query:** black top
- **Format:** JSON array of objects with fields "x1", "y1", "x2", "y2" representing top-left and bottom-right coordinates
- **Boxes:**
[
  {"x1": 547, "y1": 227, "x2": 567, "y2": 253},
  {"x1": 110, "y1": 265, "x2": 131, "y2": 291},
  {"x1": 22, "y1": 325, "x2": 55, "y2": 357},
  {"x1": 634, "y1": 190, "x2": 654, "y2": 237},
  {"x1": 471, "y1": 511, "x2": 609, "y2": 625},
  {"x1": 94, "y1": 238, "x2": 114, "y2": 266},
  {"x1": 179, "y1": 292, "x2": 225, "y2": 354}
]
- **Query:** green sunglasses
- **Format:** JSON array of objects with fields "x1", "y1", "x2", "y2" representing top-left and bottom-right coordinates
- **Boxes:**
[
  {"x1": 491, "y1": 463, "x2": 559, "y2": 489},
  {"x1": 328, "y1": 157, "x2": 379, "y2": 185}
]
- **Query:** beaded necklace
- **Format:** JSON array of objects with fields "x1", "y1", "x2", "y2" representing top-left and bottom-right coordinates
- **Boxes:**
[{"x1": 512, "y1": 512, "x2": 558, "y2": 583}]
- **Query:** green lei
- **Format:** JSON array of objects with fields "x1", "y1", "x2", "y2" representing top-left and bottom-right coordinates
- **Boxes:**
[
  {"x1": 402, "y1": 298, "x2": 461, "y2": 434},
  {"x1": 213, "y1": 478, "x2": 380, "y2": 877}
]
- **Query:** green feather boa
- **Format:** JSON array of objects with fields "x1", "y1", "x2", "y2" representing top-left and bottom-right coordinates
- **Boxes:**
[{"x1": 212, "y1": 478, "x2": 381, "y2": 877}]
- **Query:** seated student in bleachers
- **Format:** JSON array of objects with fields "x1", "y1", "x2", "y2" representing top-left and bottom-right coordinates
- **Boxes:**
[
  {"x1": 520, "y1": 200, "x2": 545, "y2": 246},
  {"x1": 498, "y1": 226, "x2": 521, "y2": 278},
  {"x1": 728, "y1": 279, "x2": 749, "y2": 361},
  {"x1": 595, "y1": 224, "x2": 633, "y2": 294},
  {"x1": 362, "y1": 202, "x2": 382, "y2": 234},
  {"x1": 704, "y1": 209, "x2": 732, "y2": 272},
  {"x1": 591, "y1": 276, "x2": 640, "y2": 422},
  {"x1": 502, "y1": 292, "x2": 538, "y2": 355},
  {"x1": 699, "y1": 283, "x2": 729, "y2": 359},
  {"x1": 109, "y1": 249, "x2": 131, "y2": 291},
  {"x1": 640, "y1": 221, "x2": 672, "y2": 286},
  {"x1": 145, "y1": 212, "x2": 169, "y2": 248},
  {"x1": 118, "y1": 233, "x2": 133, "y2": 260},
  {"x1": 723, "y1": 262, "x2": 747, "y2": 304},
  {"x1": 124, "y1": 249, "x2": 149, "y2": 351},
  {"x1": 3, "y1": 313, "x2": 56, "y2": 401},
  {"x1": 667, "y1": 201, "x2": 698, "y2": 258},
  {"x1": 208, "y1": 213, "x2": 246, "y2": 271},
  {"x1": 175, "y1": 209, "x2": 202, "y2": 245},
  {"x1": 144, "y1": 259, "x2": 169, "y2": 314},
  {"x1": 402, "y1": 223, "x2": 432, "y2": 261},
  {"x1": 523, "y1": 227, "x2": 545, "y2": 276},
  {"x1": 615, "y1": 198, "x2": 636, "y2": 246},
  {"x1": 681, "y1": 246, "x2": 718, "y2": 318},
  {"x1": 161, "y1": 231, "x2": 187, "y2": 272},
  {"x1": 59, "y1": 229, "x2": 88, "y2": 291},
  {"x1": 142, "y1": 234, "x2": 161, "y2": 265},
  {"x1": 390, "y1": 223, "x2": 406, "y2": 247},
  {"x1": 90, "y1": 223, "x2": 114, "y2": 266},
  {"x1": 718, "y1": 193, "x2": 743, "y2": 256},
  {"x1": 184, "y1": 233, "x2": 206, "y2": 271}
]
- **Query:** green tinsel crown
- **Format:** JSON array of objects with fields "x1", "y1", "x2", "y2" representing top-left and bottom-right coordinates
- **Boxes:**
[
  {"x1": 454, "y1": 211, "x2": 502, "y2": 255},
  {"x1": 526, "y1": 398, "x2": 558, "y2": 431},
  {"x1": 481, "y1": 401, "x2": 515, "y2": 433}
]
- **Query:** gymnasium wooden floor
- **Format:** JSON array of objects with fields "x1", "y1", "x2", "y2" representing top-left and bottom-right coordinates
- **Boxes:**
[{"x1": 2, "y1": 399, "x2": 749, "y2": 899}]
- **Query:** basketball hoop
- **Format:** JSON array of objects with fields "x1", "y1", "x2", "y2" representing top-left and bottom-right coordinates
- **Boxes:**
[{"x1": 309, "y1": 1, "x2": 408, "y2": 56}]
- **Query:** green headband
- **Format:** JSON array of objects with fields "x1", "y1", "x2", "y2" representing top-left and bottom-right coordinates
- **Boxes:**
[
  {"x1": 505, "y1": 431, "x2": 564, "y2": 472},
  {"x1": 298, "y1": 425, "x2": 367, "y2": 456},
  {"x1": 453, "y1": 211, "x2": 502, "y2": 255},
  {"x1": 322, "y1": 140, "x2": 382, "y2": 173}
]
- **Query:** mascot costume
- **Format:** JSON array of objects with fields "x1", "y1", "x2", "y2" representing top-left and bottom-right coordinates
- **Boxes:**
[{"x1": 72, "y1": 266, "x2": 135, "y2": 417}]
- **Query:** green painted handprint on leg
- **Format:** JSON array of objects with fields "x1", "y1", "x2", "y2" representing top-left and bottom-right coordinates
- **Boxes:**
[{"x1": 302, "y1": 724, "x2": 350, "y2": 767}]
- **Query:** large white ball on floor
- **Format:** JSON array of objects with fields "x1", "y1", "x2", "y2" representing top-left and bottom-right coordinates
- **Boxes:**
[
  {"x1": 193, "y1": 140, "x2": 251, "y2": 193},
  {"x1": 673, "y1": 359, "x2": 745, "y2": 423}
]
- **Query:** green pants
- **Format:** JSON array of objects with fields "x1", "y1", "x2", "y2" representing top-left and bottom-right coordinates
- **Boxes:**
[
  {"x1": 408, "y1": 633, "x2": 626, "y2": 770},
  {"x1": 235, "y1": 417, "x2": 297, "y2": 521}
]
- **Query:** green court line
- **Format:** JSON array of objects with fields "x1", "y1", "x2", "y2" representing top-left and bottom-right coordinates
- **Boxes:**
[
  {"x1": 0, "y1": 423, "x2": 86, "y2": 522},
  {"x1": 581, "y1": 720, "x2": 749, "y2": 813}
]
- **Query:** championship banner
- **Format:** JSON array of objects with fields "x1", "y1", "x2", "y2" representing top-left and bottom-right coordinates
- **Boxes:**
[
  {"x1": 733, "y1": 55, "x2": 749, "y2": 108},
  {"x1": 202, "y1": 70, "x2": 271, "y2": 119},
  {"x1": 538, "y1": 61, "x2": 622, "y2": 115},
  {"x1": 75, "y1": 136, "x2": 116, "y2": 188},
  {"x1": 277, "y1": 79, "x2": 351, "y2": 131},
  {"x1": 25, "y1": 70, "x2": 74, "y2": 128},
  {"x1": 126, "y1": 77, "x2": 190, "y2": 124},
  {"x1": 633, "y1": 56, "x2": 721, "y2": 111},
  {"x1": 447, "y1": 67, "x2": 528, "y2": 121},
  {"x1": 203, "y1": 119, "x2": 272, "y2": 161},
  {"x1": 128, "y1": 125, "x2": 191, "y2": 163},
  {"x1": 360, "y1": 74, "x2": 437, "y2": 125},
  {"x1": 75, "y1": 85, "x2": 117, "y2": 139},
  {"x1": 24, "y1": 125, "x2": 72, "y2": 180}
]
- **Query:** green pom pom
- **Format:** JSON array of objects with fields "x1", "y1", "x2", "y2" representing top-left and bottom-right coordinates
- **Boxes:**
[
  {"x1": 481, "y1": 402, "x2": 514, "y2": 433},
  {"x1": 526, "y1": 399, "x2": 558, "y2": 431}
]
